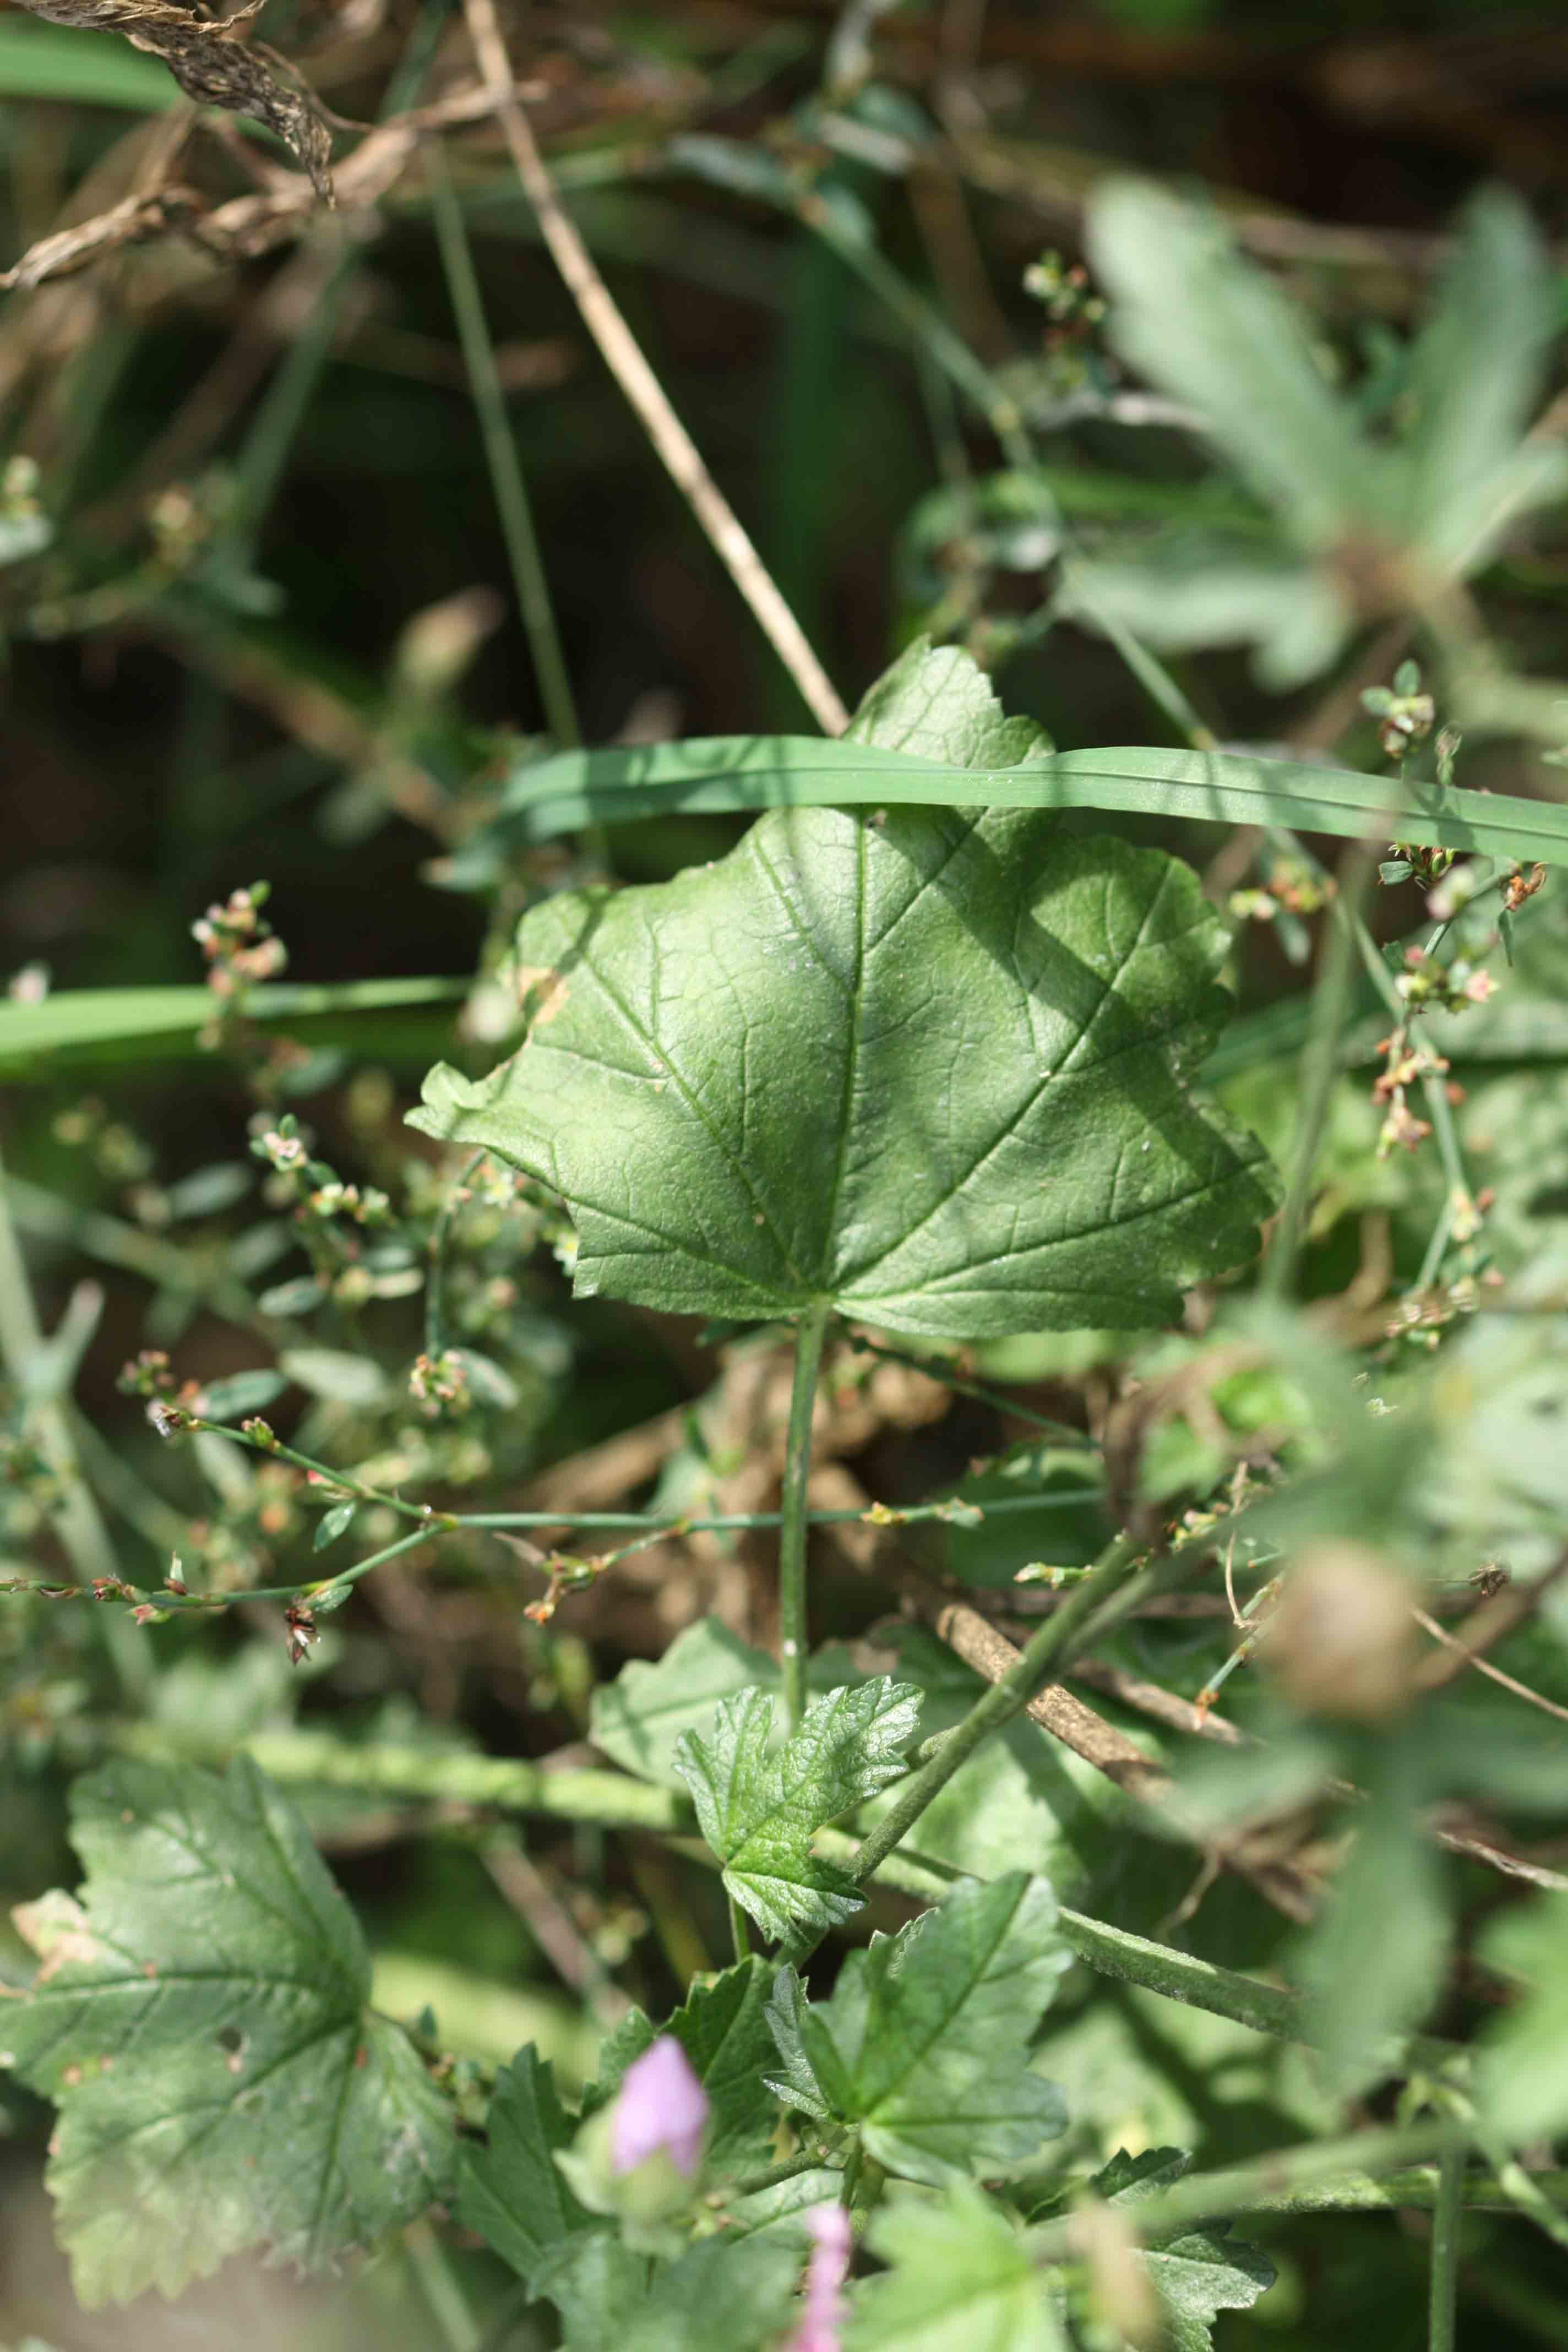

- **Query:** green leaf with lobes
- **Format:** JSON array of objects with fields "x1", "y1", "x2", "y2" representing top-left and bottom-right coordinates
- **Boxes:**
[
  {"x1": 846, "y1": 2181, "x2": 1068, "y2": 2350},
  {"x1": 539, "y1": 2230, "x2": 802, "y2": 2352},
  {"x1": 410, "y1": 808, "x2": 1277, "y2": 1338},
  {"x1": 672, "y1": 1679, "x2": 921, "y2": 1944},
  {"x1": 1095, "y1": 2146, "x2": 1276, "y2": 2351},
  {"x1": 765, "y1": 1871, "x2": 1070, "y2": 2185},
  {"x1": 591, "y1": 1615, "x2": 1141, "y2": 1908},
  {"x1": 456, "y1": 2044, "x2": 594, "y2": 2289},
  {"x1": 576, "y1": 1954, "x2": 784, "y2": 2174},
  {"x1": 0, "y1": 1758, "x2": 455, "y2": 2307}
]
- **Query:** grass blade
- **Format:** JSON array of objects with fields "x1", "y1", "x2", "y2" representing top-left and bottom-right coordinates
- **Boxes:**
[{"x1": 444, "y1": 736, "x2": 1568, "y2": 880}]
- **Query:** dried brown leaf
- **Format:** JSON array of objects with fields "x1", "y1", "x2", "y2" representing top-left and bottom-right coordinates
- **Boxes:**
[
  {"x1": 14, "y1": 0, "x2": 333, "y2": 198},
  {"x1": 190, "y1": 84, "x2": 525, "y2": 260},
  {"x1": 0, "y1": 186, "x2": 202, "y2": 290}
]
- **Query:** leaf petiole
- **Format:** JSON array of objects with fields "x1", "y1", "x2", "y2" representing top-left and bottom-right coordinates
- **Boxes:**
[{"x1": 778, "y1": 1302, "x2": 831, "y2": 1733}]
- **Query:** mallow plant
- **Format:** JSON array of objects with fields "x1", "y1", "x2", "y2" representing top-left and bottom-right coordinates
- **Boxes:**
[{"x1": 4, "y1": 641, "x2": 1567, "y2": 2349}]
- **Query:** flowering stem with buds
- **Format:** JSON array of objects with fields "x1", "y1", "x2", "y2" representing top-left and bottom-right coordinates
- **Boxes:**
[{"x1": 424, "y1": 1149, "x2": 488, "y2": 1359}]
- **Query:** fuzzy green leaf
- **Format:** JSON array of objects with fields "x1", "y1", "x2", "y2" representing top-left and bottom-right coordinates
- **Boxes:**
[
  {"x1": 540, "y1": 2233, "x2": 801, "y2": 2352},
  {"x1": 591, "y1": 1618, "x2": 861, "y2": 1788},
  {"x1": 458, "y1": 2046, "x2": 596, "y2": 2286},
  {"x1": 1403, "y1": 188, "x2": 1568, "y2": 572},
  {"x1": 0, "y1": 1758, "x2": 455, "y2": 2307},
  {"x1": 1475, "y1": 1889, "x2": 1568, "y2": 2142},
  {"x1": 766, "y1": 1872, "x2": 1070, "y2": 2185},
  {"x1": 578, "y1": 1956, "x2": 783, "y2": 2174},
  {"x1": 1088, "y1": 180, "x2": 1370, "y2": 549},
  {"x1": 843, "y1": 635, "x2": 1053, "y2": 766},
  {"x1": 1294, "y1": 1750, "x2": 1450, "y2": 2093},
  {"x1": 1096, "y1": 2147, "x2": 1276, "y2": 2351},
  {"x1": 846, "y1": 2181, "x2": 1068, "y2": 2351},
  {"x1": 412, "y1": 643, "x2": 1273, "y2": 1340},
  {"x1": 673, "y1": 1681, "x2": 921, "y2": 1944},
  {"x1": 410, "y1": 804, "x2": 1276, "y2": 1338},
  {"x1": 193, "y1": 1368, "x2": 287, "y2": 1422},
  {"x1": 595, "y1": 1616, "x2": 1178, "y2": 1914}
]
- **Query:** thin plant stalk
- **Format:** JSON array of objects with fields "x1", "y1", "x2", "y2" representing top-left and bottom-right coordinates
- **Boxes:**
[
  {"x1": 727, "y1": 1886, "x2": 753, "y2": 1964},
  {"x1": 404, "y1": 2218, "x2": 482, "y2": 2352},
  {"x1": 459, "y1": 0, "x2": 850, "y2": 734},
  {"x1": 778, "y1": 1302, "x2": 832, "y2": 1732},
  {"x1": 1429, "y1": 2139, "x2": 1466, "y2": 2352},
  {"x1": 1027, "y1": 2122, "x2": 1472, "y2": 2264},
  {"x1": 426, "y1": 144, "x2": 581, "y2": 750},
  {"x1": 424, "y1": 1148, "x2": 487, "y2": 1359},
  {"x1": 1265, "y1": 836, "x2": 1380, "y2": 1297},
  {"x1": 848, "y1": 1331, "x2": 1094, "y2": 1447},
  {"x1": 835, "y1": 1526, "x2": 1145, "y2": 1899}
]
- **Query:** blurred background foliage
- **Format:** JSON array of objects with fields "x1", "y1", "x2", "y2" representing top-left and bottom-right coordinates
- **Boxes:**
[{"x1": 2, "y1": 0, "x2": 1568, "y2": 2344}]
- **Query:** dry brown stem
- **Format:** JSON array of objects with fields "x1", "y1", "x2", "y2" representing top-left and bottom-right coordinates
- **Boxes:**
[{"x1": 459, "y1": 0, "x2": 851, "y2": 734}]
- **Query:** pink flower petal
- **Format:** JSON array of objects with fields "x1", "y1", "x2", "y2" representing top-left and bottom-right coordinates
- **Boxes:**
[
  {"x1": 608, "y1": 2035, "x2": 709, "y2": 2177},
  {"x1": 788, "y1": 2201, "x2": 852, "y2": 2352}
]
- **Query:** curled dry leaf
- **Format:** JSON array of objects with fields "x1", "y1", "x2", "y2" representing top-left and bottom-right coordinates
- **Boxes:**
[
  {"x1": 13, "y1": 0, "x2": 333, "y2": 200},
  {"x1": 192, "y1": 85, "x2": 522, "y2": 262},
  {"x1": 0, "y1": 85, "x2": 520, "y2": 287},
  {"x1": 0, "y1": 186, "x2": 202, "y2": 291}
]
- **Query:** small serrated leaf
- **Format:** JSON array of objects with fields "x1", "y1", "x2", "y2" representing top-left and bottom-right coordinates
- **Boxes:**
[
  {"x1": 591, "y1": 1618, "x2": 860, "y2": 1788},
  {"x1": 672, "y1": 1680, "x2": 921, "y2": 1944},
  {"x1": 578, "y1": 1956, "x2": 783, "y2": 2173},
  {"x1": 458, "y1": 2046, "x2": 597, "y2": 2288}
]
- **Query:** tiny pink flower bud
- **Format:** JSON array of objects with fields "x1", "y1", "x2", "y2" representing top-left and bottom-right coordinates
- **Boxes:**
[
  {"x1": 788, "y1": 2203, "x2": 852, "y2": 2352},
  {"x1": 608, "y1": 2037, "x2": 708, "y2": 2179}
]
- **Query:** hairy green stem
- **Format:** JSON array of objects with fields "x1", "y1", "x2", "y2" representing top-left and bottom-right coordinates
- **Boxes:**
[
  {"x1": 124, "y1": 1725, "x2": 700, "y2": 1831},
  {"x1": 836, "y1": 1527, "x2": 1145, "y2": 1896},
  {"x1": 1029, "y1": 2122, "x2": 1472, "y2": 2264},
  {"x1": 1429, "y1": 2140, "x2": 1466, "y2": 2352},
  {"x1": 727, "y1": 1886, "x2": 753, "y2": 1964},
  {"x1": 778, "y1": 1303, "x2": 831, "y2": 1731},
  {"x1": 427, "y1": 144, "x2": 581, "y2": 750},
  {"x1": 733, "y1": 2149, "x2": 837, "y2": 2198}
]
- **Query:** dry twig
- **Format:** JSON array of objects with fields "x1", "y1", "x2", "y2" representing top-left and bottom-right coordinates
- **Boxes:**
[{"x1": 459, "y1": 0, "x2": 851, "y2": 734}]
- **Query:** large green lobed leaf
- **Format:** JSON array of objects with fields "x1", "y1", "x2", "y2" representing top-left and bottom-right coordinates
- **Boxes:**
[
  {"x1": 0, "y1": 1758, "x2": 455, "y2": 2306},
  {"x1": 412, "y1": 803, "x2": 1276, "y2": 1338},
  {"x1": 765, "y1": 1872, "x2": 1070, "y2": 2186}
]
